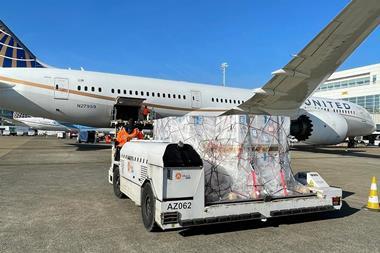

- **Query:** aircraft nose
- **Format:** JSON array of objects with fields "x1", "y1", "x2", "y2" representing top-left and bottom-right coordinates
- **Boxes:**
[
  {"x1": 366, "y1": 113, "x2": 376, "y2": 133},
  {"x1": 368, "y1": 120, "x2": 376, "y2": 133}
]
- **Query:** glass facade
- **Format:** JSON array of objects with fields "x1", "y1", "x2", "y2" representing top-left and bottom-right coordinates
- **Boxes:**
[
  {"x1": 342, "y1": 94, "x2": 380, "y2": 113},
  {"x1": 0, "y1": 108, "x2": 13, "y2": 118},
  {"x1": 318, "y1": 76, "x2": 372, "y2": 91}
]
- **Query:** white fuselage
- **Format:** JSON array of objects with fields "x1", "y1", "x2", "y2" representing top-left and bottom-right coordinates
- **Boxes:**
[{"x1": 0, "y1": 68, "x2": 375, "y2": 137}]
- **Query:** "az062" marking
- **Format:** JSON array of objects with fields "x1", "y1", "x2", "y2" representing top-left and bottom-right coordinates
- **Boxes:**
[{"x1": 167, "y1": 202, "x2": 191, "y2": 210}]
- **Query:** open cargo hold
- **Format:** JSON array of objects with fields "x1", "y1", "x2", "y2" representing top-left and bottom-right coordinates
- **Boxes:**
[{"x1": 153, "y1": 115, "x2": 309, "y2": 204}]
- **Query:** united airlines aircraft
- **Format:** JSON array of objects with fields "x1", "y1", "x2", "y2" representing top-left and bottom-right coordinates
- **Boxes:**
[{"x1": 0, "y1": 0, "x2": 379, "y2": 145}]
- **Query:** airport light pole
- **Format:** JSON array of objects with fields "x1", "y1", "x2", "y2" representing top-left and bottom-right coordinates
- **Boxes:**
[{"x1": 221, "y1": 62, "x2": 228, "y2": 86}]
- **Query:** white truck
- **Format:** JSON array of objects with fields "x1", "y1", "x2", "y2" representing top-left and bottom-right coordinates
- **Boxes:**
[{"x1": 109, "y1": 140, "x2": 342, "y2": 231}]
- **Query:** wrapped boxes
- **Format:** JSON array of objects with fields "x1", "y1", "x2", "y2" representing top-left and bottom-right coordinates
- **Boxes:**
[{"x1": 154, "y1": 115, "x2": 306, "y2": 204}]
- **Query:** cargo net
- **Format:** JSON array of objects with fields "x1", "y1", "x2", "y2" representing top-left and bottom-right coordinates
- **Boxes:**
[{"x1": 154, "y1": 115, "x2": 308, "y2": 204}]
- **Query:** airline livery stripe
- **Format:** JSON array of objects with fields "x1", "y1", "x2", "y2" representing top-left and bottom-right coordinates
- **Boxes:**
[
  {"x1": 0, "y1": 41, "x2": 23, "y2": 50},
  {"x1": 11, "y1": 47, "x2": 17, "y2": 68},
  {"x1": 0, "y1": 37, "x2": 11, "y2": 57},
  {"x1": 0, "y1": 75, "x2": 115, "y2": 100},
  {"x1": 0, "y1": 75, "x2": 227, "y2": 113},
  {"x1": 0, "y1": 28, "x2": 11, "y2": 37},
  {"x1": 0, "y1": 54, "x2": 38, "y2": 61}
]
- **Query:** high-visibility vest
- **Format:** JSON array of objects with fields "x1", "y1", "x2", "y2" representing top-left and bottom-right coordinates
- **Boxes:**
[
  {"x1": 116, "y1": 127, "x2": 128, "y2": 147},
  {"x1": 126, "y1": 128, "x2": 138, "y2": 142},
  {"x1": 137, "y1": 130, "x2": 144, "y2": 140},
  {"x1": 117, "y1": 128, "x2": 142, "y2": 147},
  {"x1": 143, "y1": 107, "x2": 150, "y2": 116}
]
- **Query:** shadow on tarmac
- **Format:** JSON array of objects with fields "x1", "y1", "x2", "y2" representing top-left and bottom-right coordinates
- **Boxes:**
[
  {"x1": 179, "y1": 200, "x2": 359, "y2": 237},
  {"x1": 342, "y1": 190, "x2": 355, "y2": 199},
  {"x1": 291, "y1": 146, "x2": 380, "y2": 159},
  {"x1": 67, "y1": 143, "x2": 112, "y2": 151}
]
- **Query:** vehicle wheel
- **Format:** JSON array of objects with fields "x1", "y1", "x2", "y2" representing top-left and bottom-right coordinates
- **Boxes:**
[
  {"x1": 141, "y1": 182, "x2": 158, "y2": 231},
  {"x1": 113, "y1": 167, "x2": 126, "y2": 199}
]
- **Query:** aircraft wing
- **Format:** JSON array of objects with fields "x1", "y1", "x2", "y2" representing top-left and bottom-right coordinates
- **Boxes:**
[
  {"x1": 239, "y1": 0, "x2": 380, "y2": 116},
  {"x1": 0, "y1": 80, "x2": 15, "y2": 88},
  {"x1": 0, "y1": 116, "x2": 29, "y2": 127}
]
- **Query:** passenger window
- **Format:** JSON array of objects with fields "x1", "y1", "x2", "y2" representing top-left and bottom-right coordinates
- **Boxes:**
[
  {"x1": 111, "y1": 89, "x2": 115, "y2": 93},
  {"x1": 84, "y1": 86, "x2": 88, "y2": 91},
  {"x1": 129, "y1": 90, "x2": 132, "y2": 95},
  {"x1": 147, "y1": 92, "x2": 150, "y2": 96},
  {"x1": 233, "y1": 100, "x2": 236, "y2": 104},
  {"x1": 123, "y1": 90, "x2": 126, "y2": 95},
  {"x1": 173, "y1": 94, "x2": 176, "y2": 99},
  {"x1": 229, "y1": 99, "x2": 232, "y2": 103},
  {"x1": 212, "y1": 98, "x2": 214, "y2": 102},
  {"x1": 98, "y1": 87, "x2": 102, "y2": 92},
  {"x1": 238, "y1": 100, "x2": 240, "y2": 104},
  {"x1": 117, "y1": 89, "x2": 121, "y2": 94},
  {"x1": 91, "y1": 87, "x2": 95, "y2": 92},
  {"x1": 135, "y1": 91, "x2": 138, "y2": 95},
  {"x1": 178, "y1": 95, "x2": 181, "y2": 99},
  {"x1": 183, "y1": 95, "x2": 186, "y2": 100},
  {"x1": 141, "y1": 91, "x2": 144, "y2": 96},
  {"x1": 224, "y1": 99, "x2": 227, "y2": 103},
  {"x1": 55, "y1": 84, "x2": 59, "y2": 90},
  {"x1": 216, "y1": 98, "x2": 219, "y2": 102},
  {"x1": 168, "y1": 94, "x2": 170, "y2": 98},
  {"x1": 163, "y1": 93, "x2": 166, "y2": 98},
  {"x1": 220, "y1": 99, "x2": 223, "y2": 103},
  {"x1": 77, "y1": 86, "x2": 81, "y2": 91},
  {"x1": 152, "y1": 92, "x2": 155, "y2": 97}
]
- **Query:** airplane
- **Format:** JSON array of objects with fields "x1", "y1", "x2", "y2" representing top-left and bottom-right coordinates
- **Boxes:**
[
  {"x1": 0, "y1": 0, "x2": 379, "y2": 145},
  {"x1": 11, "y1": 112, "x2": 115, "y2": 135},
  {"x1": 11, "y1": 112, "x2": 71, "y2": 131}
]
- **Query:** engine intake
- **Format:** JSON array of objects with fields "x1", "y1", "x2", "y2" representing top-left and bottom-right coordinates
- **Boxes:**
[
  {"x1": 290, "y1": 111, "x2": 348, "y2": 145},
  {"x1": 290, "y1": 115, "x2": 313, "y2": 141}
]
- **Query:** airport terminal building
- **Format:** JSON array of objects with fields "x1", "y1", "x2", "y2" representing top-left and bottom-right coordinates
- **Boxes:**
[
  {"x1": 0, "y1": 108, "x2": 13, "y2": 125},
  {"x1": 314, "y1": 63, "x2": 380, "y2": 131}
]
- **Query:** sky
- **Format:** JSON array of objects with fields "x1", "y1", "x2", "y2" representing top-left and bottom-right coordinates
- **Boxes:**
[{"x1": 2, "y1": 0, "x2": 380, "y2": 89}]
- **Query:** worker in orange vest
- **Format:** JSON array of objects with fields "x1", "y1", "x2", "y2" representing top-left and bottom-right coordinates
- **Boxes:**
[
  {"x1": 105, "y1": 134, "x2": 112, "y2": 144},
  {"x1": 116, "y1": 125, "x2": 129, "y2": 147},
  {"x1": 116, "y1": 120, "x2": 144, "y2": 148},
  {"x1": 142, "y1": 105, "x2": 150, "y2": 121},
  {"x1": 114, "y1": 120, "x2": 144, "y2": 161}
]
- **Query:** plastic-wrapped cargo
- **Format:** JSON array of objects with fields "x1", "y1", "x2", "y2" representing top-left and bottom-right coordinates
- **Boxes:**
[{"x1": 153, "y1": 115, "x2": 307, "y2": 203}]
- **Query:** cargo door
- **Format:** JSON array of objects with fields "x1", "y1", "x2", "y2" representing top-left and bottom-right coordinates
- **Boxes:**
[
  {"x1": 54, "y1": 78, "x2": 69, "y2": 100},
  {"x1": 112, "y1": 97, "x2": 145, "y2": 121},
  {"x1": 191, "y1": 91, "x2": 201, "y2": 108}
]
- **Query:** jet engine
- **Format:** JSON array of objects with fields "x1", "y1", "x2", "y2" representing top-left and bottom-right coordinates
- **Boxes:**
[{"x1": 290, "y1": 110, "x2": 348, "y2": 145}]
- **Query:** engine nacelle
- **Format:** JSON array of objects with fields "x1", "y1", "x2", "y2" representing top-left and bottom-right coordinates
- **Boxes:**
[{"x1": 291, "y1": 110, "x2": 348, "y2": 145}]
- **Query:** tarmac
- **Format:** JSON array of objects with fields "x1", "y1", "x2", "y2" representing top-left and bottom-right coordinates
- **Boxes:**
[{"x1": 0, "y1": 136, "x2": 379, "y2": 253}]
